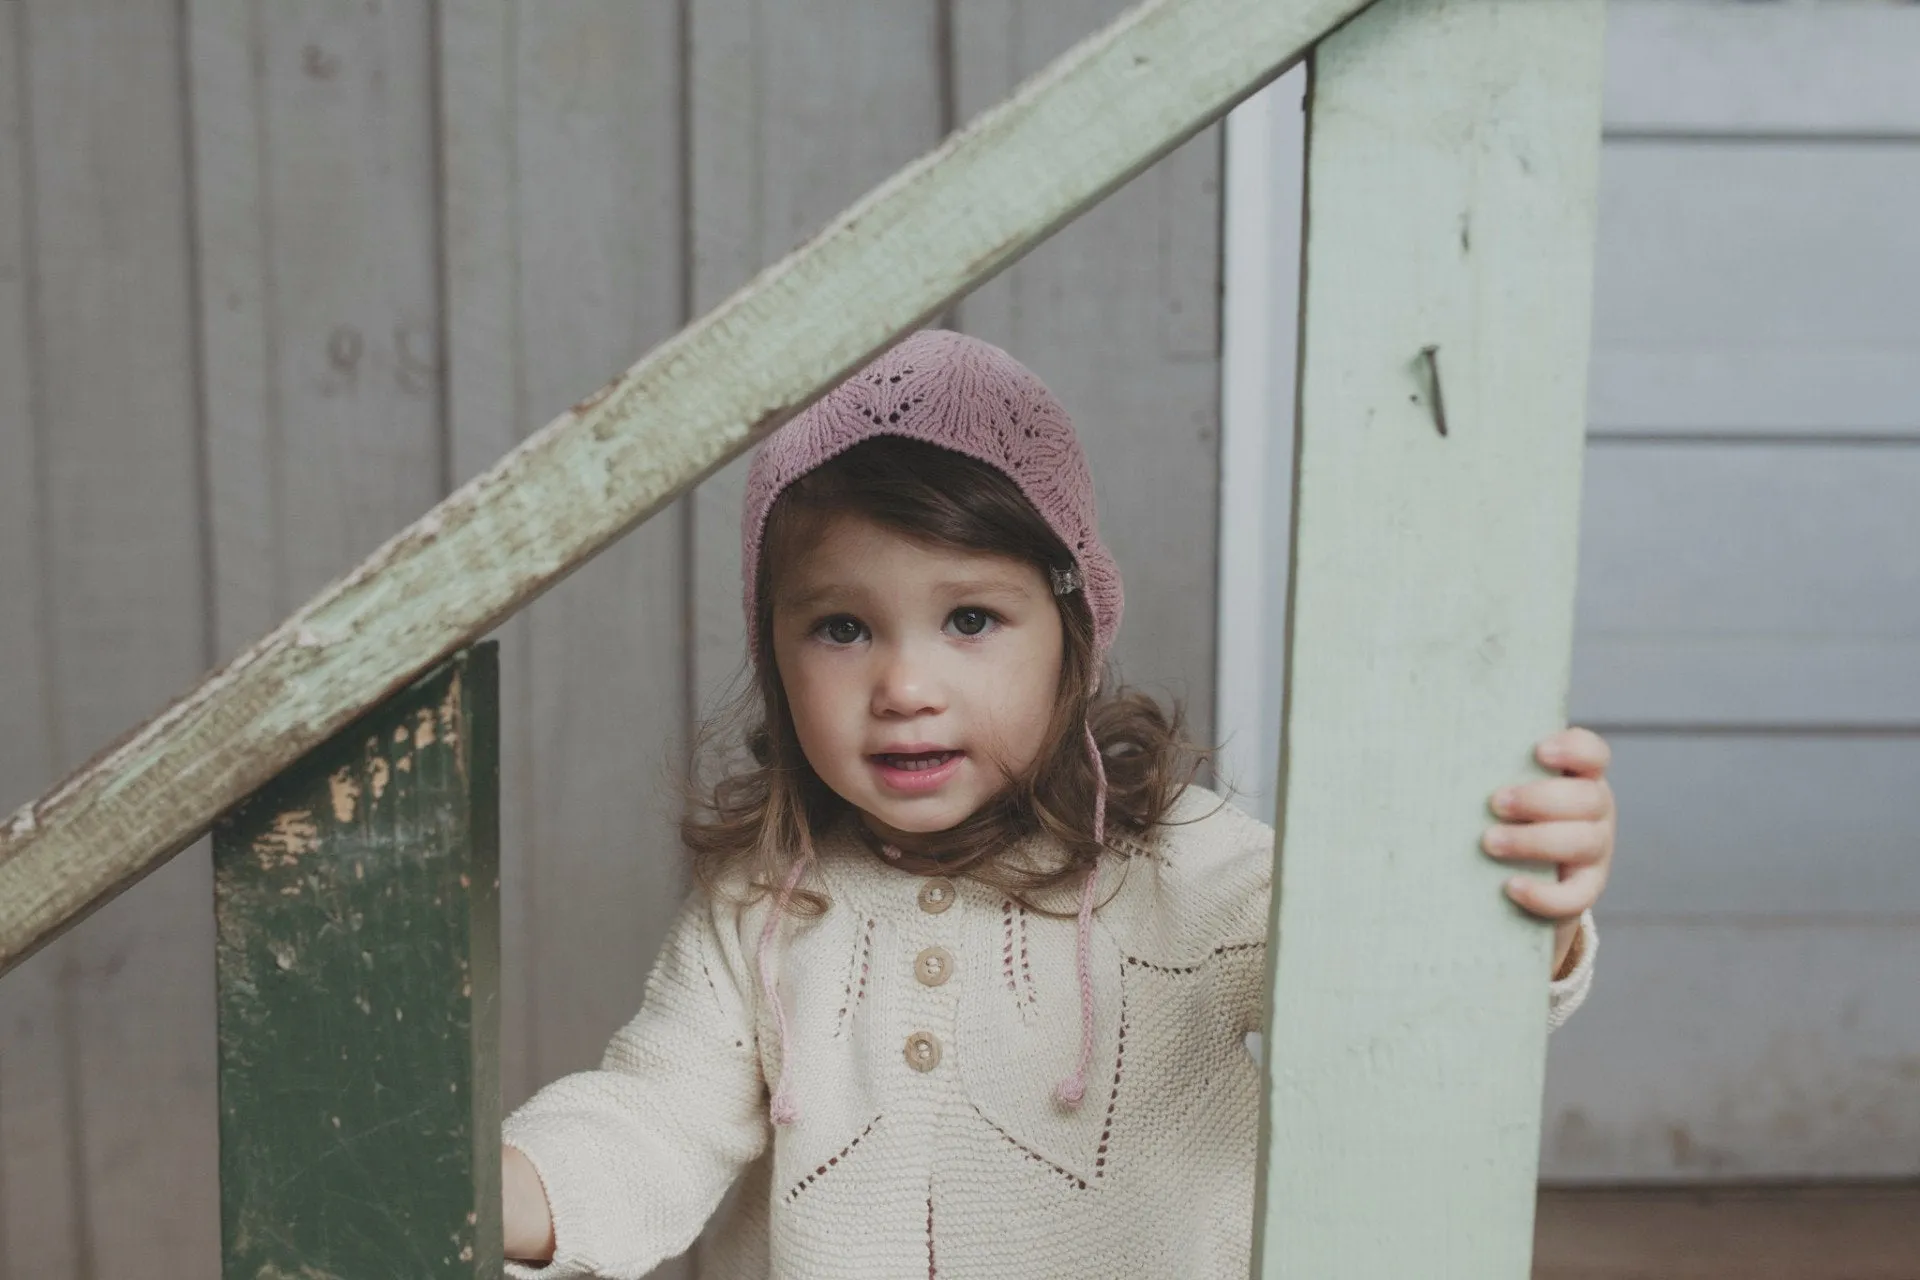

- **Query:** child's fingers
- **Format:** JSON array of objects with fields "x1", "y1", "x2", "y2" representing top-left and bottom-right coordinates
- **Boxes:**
[
  {"x1": 1482, "y1": 819, "x2": 1607, "y2": 865},
  {"x1": 1537, "y1": 726, "x2": 1611, "y2": 777},
  {"x1": 1505, "y1": 861, "x2": 1604, "y2": 921},
  {"x1": 1489, "y1": 776, "x2": 1612, "y2": 823}
]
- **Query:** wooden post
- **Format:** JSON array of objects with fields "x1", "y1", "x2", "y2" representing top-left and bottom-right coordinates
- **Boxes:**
[
  {"x1": 1253, "y1": 2, "x2": 1605, "y2": 1275},
  {"x1": 213, "y1": 645, "x2": 500, "y2": 1278}
]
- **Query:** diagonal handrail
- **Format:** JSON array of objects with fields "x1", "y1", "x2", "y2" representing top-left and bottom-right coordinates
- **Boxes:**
[{"x1": 0, "y1": 0, "x2": 1375, "y2": 977}]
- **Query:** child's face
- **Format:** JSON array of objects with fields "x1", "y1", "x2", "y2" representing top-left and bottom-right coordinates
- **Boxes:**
[{"x1": 770, "y1": 511, "x2": 1065, "y2": 847}]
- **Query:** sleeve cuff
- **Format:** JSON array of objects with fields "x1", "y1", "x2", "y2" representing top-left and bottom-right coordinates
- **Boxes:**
[
  {"x1": 501, "y1": 1113, "x2": 635, "y2": 1280},
  {"x1": 1546, "y1": 909, "x2": 1597, "y2": 1032}
]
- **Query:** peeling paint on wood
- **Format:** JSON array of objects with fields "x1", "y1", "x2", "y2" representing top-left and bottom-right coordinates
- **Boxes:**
[
  {"x1": 327, "y1": 766, "x2": 360, "y2": 823},
  {"x1": 214, "y1": 645, "x2": 501, "y2": 1278},
  {"x1": 0, "y1": 0, "x2": 1374, "y2": 978}
]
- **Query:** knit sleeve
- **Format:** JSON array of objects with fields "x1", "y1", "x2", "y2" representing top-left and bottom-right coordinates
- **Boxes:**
[
  {"x1": 503, "y1": 890, "x2": 769, "y2": 1279},
  {"x1": 1545, "y1": 909, "x2": 1597, "y2": 1032}
]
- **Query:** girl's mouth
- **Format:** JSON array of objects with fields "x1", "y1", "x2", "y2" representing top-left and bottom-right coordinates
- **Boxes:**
[{"x1": 869, "y1": 750, "x2": 965, "y2": 793}]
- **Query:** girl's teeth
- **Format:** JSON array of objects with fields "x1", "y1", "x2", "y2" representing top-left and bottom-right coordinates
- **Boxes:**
[{"x1": 882, "y1": 752, "x2": 954, "y2": 771}]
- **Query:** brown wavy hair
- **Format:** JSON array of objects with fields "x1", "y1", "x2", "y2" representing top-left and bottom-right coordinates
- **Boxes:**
[{"x1": 682, "y1": 437, "x2": 1207, "y2": 914}]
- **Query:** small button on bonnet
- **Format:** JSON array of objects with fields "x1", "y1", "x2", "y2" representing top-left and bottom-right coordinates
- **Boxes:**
[
  {"x1": 904, "y1": 1031, "x2": 942, "y2": 1072},
  {"x1": 915, "y1": 946, "x2": 953, "y2": 987},
  {"x1": 917, "y1": 878, "x2": 956, "y2": 914}
]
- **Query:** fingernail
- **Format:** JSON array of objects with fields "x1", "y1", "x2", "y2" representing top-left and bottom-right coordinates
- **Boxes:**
[{"x1": 1493, "y1": 788, "x2": 1517, "y2": 816}]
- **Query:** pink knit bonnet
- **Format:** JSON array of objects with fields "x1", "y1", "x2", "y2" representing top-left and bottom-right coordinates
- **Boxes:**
[
  {"x1": 740, "y1": 330, "x2": 1123, "y2": 1122},
  {"x1": 742, "y1": 329, "x2": 1122, "y2": 665}
]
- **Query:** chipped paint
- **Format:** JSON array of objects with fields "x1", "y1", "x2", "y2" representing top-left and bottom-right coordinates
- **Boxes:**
[
  {"x1": 5, "y1": 806, "x2": 35, "y2": 839},
  {"x1": 252, "y1": 809, "x2": 320, "y2": 870},
  {"x1": 439, "y1": 671, "x2": 463, "y2": 752},
  {"x1": 211, "y1": 650, "x2": 501, "y2": 1274},
  {"x1": 414, "y1": 708, "x2": 436, "y2": 748},
  {"x1": 327, "y1": 767, "x2": 361, "y2": 823},
  {"x1": 293, "y1": 618, "x2": 350, "y2": 649},
  {"x1": 442, "y1": 670, "x2": 466, "y2": 786},
  {"x1": 571, "y1": 379, "x2": 619, "y2": 417}
]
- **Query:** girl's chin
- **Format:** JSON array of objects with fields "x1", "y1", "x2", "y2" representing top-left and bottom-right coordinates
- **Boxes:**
[
  {"x1": 867, "y1": 803, "x2": 971, "y2": 836},
  {"x1": 857, "y1": 799, "x2": 980, "y2": 845}
]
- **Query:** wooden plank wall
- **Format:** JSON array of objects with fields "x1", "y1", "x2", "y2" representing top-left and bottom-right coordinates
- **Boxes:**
[
  {"x1": 1542, "y1": 3, "x2": 1920, "y2": 1184},
  {"x1": 0, "y1": 7, "x2": 217, "y2": 1277},
  {"x1": 0, "y1": 3, "x2": 1222, "y2": 1277}
]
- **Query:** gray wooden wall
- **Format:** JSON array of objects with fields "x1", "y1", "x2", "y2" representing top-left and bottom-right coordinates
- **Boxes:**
[
  {"x1": 1541, "y1": 3, "x2": 1920, "y2": 1183},
  {"x1": 0, "y1": 2, "x2": 1220, "y2": 1277}
]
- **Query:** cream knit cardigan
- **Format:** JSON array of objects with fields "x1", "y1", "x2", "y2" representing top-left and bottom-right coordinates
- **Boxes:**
[{"x1": 504, "y1": 787, "x2": 1596, "y2": 1279}]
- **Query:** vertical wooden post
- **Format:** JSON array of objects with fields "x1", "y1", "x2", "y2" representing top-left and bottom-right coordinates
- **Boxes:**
[
  {"x1": 1253, "y1": 2, "x2": 1605, "y2": 1276},
  {"x1": 214, "y1": 644, "x2": 501, "y2": 1278}
]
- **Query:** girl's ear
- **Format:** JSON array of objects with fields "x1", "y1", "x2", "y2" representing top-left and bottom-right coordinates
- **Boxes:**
[{"x1": 746, "y1": 725, "x2": 773, "y2": 766}]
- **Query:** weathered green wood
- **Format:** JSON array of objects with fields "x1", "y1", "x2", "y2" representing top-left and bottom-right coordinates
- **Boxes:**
[
  {"x1": 214, "y1": 644, "x2": 500, "y2": 1279},
  {"x1": 1252, "y1": 2, "x2": 1605, "y2": 1276},
  {"x1": 0, "y1": 0, "x2": 1375, "y2": 979}
]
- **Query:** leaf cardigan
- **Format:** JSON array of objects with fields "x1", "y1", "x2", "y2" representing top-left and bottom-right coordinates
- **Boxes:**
[{"x1": 504, "y1": 786, "x2": 1597, "y2": 1279}]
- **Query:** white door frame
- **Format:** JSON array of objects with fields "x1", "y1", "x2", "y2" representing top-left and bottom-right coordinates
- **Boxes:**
[{"x1": 1215, "y1": 67, "x2": 1305, "y2": 823}]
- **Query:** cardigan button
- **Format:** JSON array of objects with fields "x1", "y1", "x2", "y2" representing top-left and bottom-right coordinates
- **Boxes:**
[
  {"x1": 915, "y1": 946, "x2": 953, "y2": 987},
  {"x1": 918, "y1": 878, "x2": 956, "y2": 914},
  {"x1": 904, "y1": 1031, "x2": 942, "y2": 1072}
]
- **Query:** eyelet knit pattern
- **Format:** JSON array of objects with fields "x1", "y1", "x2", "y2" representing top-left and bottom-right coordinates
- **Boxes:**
[
  {"x1": 501, "y1": 788, "x2": 1599, "y2": 1279},
  {"x1": 740, "y1": 330, "x2": 1123, "y2": 664}
]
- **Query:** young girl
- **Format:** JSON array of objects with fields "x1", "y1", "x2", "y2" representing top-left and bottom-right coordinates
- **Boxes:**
[{"x1": 499, "y1": 330, "x2": 1613, "y2": 1278}]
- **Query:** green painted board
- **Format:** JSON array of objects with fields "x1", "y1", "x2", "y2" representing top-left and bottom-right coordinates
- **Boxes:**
[
  {"x1": 214, "y1": 644, "x2": 501, "y2": 1279},
  {"x1": 1253, "y1": 1, "x2": 1606, "y2": 1275}
]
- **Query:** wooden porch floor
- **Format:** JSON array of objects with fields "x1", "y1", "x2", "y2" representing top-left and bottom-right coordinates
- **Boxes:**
[{"x1": 1534, "y1": 1184, "x2": 1920, "y2": 1279}]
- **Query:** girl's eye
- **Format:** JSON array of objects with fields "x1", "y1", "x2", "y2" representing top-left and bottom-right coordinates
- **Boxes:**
[
  {"x1": 948, "y1": 608, "x2": 996, "y2": 638},
  {"x1": 817, "y1": 616, "x2": 867, "y2": 645}
]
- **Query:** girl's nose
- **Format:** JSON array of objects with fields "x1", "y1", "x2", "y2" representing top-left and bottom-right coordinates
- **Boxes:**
[{"x1": 871, "y1": 643, "x2": 945, "y2": 717}]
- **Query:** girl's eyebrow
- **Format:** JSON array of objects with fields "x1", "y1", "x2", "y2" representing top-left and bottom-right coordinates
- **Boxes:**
[
  {"x1": 776, "y1": 576, "x2": 1036, "y2": 612},
  {"x1": 935, "y1": 577, "x2": 1034, "y2": 602},
  {"x1": 775, "y1": 583, "x2": 861, "y2": 612}
]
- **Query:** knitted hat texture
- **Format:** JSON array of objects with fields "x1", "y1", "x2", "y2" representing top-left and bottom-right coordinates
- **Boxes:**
[{"x1": 740, "y1": 330, "x2": 1123, "y2": 662}]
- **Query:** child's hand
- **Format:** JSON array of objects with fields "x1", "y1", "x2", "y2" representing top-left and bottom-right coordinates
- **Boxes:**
[
  {"x1": 503, "y1": 1144, "x2": 556, "y2": 1263},
  {"x1": 1481, "y1": 727, "x2": 1615, "y2": 979}
]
